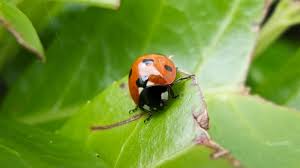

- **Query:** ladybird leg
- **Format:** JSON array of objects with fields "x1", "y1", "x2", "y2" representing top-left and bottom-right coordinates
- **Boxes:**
[
  {"x1": 167, "y1": 86, "x2": 178, "y2": 99},
  {"x1": 129, "y1": 106, "x2": 138, "y2": 114},
  {"x1": 160, "y1": 100, "x2": 165, "y2": 108},
  {"x1": 144, "y1": 112, "x2": 152, "y2": 123}
]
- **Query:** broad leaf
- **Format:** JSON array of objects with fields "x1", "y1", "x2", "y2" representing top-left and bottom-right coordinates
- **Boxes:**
[
  {"x1": 2, "y1": 0, "x2": 270, "y2": 167},
  {"x1": 1, "y1": 0, "x2": 264, "y2": 127},
  {"x1": 0, "y1": 0, "x2": 62, "y2": 69},
  {"x1": 255, "y1": 0, "x2": 300, "y2": 56},
  {"x1": 248, "y1": 38, "x2": 300, "y2": 110},
  {"x1": 56, "y1": 0, "x2": 120, "y2": 9},
  {"x1": 208, "y1": 93, "x2": 300, "y2": 168},
  {"x1": 0, "y1": 1, "x2": 45, "y2": 61},
  {"x1": 0, "y1": 0, "x2": 118, "y2": 70},
  {"x1": 55, "y1": 0, "x2": 266, "y2": 167},
  {"x1": 0, "y1": 119, "x2": 107, "y2": 168},
  {"x1": 60, "y1": 77, "x2": 235, "y2": 167},
  {"x1": 0, "y1": 0, "x2": 119, "y2": 66},
  {"x1": 157, "y1": 146, "x2": 235, "y2": 168}
]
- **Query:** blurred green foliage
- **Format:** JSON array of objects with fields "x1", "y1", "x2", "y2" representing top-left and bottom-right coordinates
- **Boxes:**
[{"x1": 0, "y1": 0, "x2": 300, "y2": 168}]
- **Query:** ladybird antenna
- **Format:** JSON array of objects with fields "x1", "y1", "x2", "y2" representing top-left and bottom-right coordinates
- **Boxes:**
[
  {"x1": 90, "y1": 113, "x2": 146, "y2": 131},
  {"x1": 176, "y1": 68, "x2": 193, "y2": 76}
]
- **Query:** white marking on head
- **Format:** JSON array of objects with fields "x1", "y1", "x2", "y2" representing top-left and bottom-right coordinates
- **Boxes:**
[
  {"x1": 141, "y1": 75, "x2": 148, "y2": 81},
  {"x1": 146, "y1": 81, "x2": 155, "y2": 87},
  {"x1": 138, "y1": 87, "x2": 143, "y2": 94},
  {"x1": 138, "y1": 62, "x2": 161, "y2": 78}
]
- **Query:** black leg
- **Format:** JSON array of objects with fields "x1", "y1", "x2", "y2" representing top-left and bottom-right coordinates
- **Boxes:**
[
  {"x1": 160, "y1": 100, "x2": 165, "y2": 108},
  {"x1": 144, "y1": 112, "x2": 152, "y2": 123},
  {"x1": 129, "y1": 106, "x2": 138, "y2": 114},
  {"x1": 168, "y1": 86, "x2": 178, "y2": 99}
]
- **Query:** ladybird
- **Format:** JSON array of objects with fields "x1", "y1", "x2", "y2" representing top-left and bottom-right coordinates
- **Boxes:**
[{"x1": 128, "y1": 54, "x2": 194, "y2": 122}]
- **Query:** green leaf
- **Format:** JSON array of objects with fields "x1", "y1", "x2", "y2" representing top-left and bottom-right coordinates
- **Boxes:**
[
  {"x1": 55, "y1": 0, "x2": 120, "y2": 9},
  {"x1": 0, "y1": 1, "x2": 45, "y2": 61},
  {"x1": 156, "y1": 146, "x2": 234, "y2": 168},
  {"x1": 286, "y1": 92, "x2": 300, "y2": 110},
  {"x1": 0, "y1": 0, "x2": 62, "y2": 70},
  {"x1": 1, "y1": 0, "x2": 264, "y2": 127},
  {"x1": 248, "y1": 38, "x2": 300, "y2": 110},
  {"x1": 59, "y1": 77, "x2": 235, "y2": 167},
  {"x1": 208, "y1": 93, "x2": 300, "y2": 168},
  {"x1": 0, "y1": 119, "x2": 107, "y2": 167},
  {"x1": 0, "y1": 0, "x2": 118, "y2": 69},
  {"x1": 255, "y1": 0, "x2": 300, "y2": 56},
  {"x1": 2, "y1": 0, "x2": 268, "y2": 167}
]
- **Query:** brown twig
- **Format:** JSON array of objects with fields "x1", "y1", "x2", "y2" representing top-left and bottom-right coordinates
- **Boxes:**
[{"x1": 90, "y1": 113, "x2": 146, "y2": 131}]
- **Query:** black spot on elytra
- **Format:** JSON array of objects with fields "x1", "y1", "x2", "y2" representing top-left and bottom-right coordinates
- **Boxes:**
[
  {"x1": 143, "y1": 59, "x2": 154, "y2": 65},
  {"x1": 129, "y1": 69, "x2": 132, "y2": 78},
  {"x1": 164, "y1": 65, "x2": 173, "y2": 72}
]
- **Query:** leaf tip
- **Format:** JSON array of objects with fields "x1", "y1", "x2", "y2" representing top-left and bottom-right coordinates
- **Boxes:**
[{"x1": 196, "y1": 137, "x2": 242, "y2": 168}]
